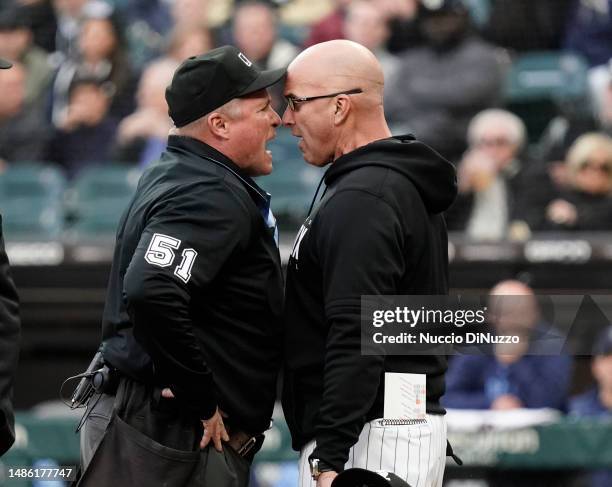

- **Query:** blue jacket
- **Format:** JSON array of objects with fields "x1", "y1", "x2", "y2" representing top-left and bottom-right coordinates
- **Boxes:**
[{"x1": 443, "y1": 353, "x2": 572, "y2": 411}]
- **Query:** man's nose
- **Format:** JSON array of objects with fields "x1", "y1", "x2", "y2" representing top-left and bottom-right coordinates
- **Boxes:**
[{"x1": 282, "y1": 106, "x2": 294, "y2": 126}]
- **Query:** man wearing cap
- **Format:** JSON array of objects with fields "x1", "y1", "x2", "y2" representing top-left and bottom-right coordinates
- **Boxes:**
[
  {"x1": 78, "y1": 46, "x2": 285, "y2": 485},
  {"x1": 0, "y1": 57, "x2": 21, "y2": 457}
]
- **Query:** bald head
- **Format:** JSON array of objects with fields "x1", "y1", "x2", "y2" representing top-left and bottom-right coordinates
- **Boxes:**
[
  {"x1": 282, "y1": 40, "x2": 392, "y2": 165},
  {"x1": 488, "y1": 280, "x2": 539, "y2": 331},
  {"x1": 288, "y1": 40, "x2": 386, "y2": 104},
  {"x1": 490, "y1": 280, "x2": 534, "y2": 296}
]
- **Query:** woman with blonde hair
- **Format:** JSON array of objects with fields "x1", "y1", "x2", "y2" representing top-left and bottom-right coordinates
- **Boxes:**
[{"x1": 545, "y1": 132, "x2": 612, "y2": 230}]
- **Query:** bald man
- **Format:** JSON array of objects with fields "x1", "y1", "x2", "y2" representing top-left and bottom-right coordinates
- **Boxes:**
[
  {"x1": 281, "y1": 41, "x2": 457, "y2": 487},
  {"x1": 444, "y1": 279, "x2": 571, "y2": 411}
]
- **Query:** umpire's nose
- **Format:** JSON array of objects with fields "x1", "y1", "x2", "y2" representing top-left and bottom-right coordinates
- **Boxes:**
[{"x1": 271, "y1": 108, "x2": 281, "y2": 128}]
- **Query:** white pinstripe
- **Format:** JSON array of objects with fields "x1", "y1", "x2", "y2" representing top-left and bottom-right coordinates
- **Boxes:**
[{"x1": 298, "y1": 415, "x2": 446, "y2": 487}]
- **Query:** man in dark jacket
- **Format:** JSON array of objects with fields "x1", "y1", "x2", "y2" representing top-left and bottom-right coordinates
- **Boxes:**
[
  {"x1": 78, "y1": 46, "x2": 285, "y2": 485},
  {"x1": 281, "y1": 40, "x2": 457, "y2": 487},
  {"x1": 0, "y1": 57, "x2": 21, "y2": 458},
  {"x1": 0, "y1": 212, "x2": 19, "y2": 457}
]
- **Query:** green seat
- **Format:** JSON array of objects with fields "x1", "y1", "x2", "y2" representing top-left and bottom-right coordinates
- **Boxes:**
[
  {"x1": 0, "y1": 163, "x2": 66, "y2": 240},
  {"x1": 504, "y1": 52, "x2": 589, "y2": 143},
  {"x1": 68, "y1": 165, "x2": 141, "y2": 237}
]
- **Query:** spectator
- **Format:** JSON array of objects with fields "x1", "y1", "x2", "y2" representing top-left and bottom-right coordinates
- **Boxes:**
[
  {"x1": 563, "y1": 0, "x2": 612, "y2": 68},
  {"x1": 120, "y1": 0, "x2": 172, "y2": 37},
  {"x1": 116, "y1": 0, "x2": 173, "y2": 70},
  {"x1": 0, "y1": 7, "x2": 54, "y2": 107},
  {"x1": 232, "y1": 1, "x2": 298, "y2": 111},
  {"x1": 372, "y1": 0, "x2": 421, "y2": 54},
  {"x1": 483, "y1": 0, "x2": 572, "y2": 53},
  {"x1": 114, "y1": 58, "x2": 177, "y2": 167},
  {"x1": 165, "y1": 25, "x2": 213, "y2": 63},
  {"x1": 47, "y1": 77, "x2": 118, "y2": 177},
  {"x1": 8, "y1": 0, "x2": 57, "y2": 53},
  {"x1": 447, "y1": 109, "x2": 556, "y2": 240},
  {"x1": 343, "y1": 0, "x2": 399, "y2": 84},
  {"x1": 569, "y1": 326, "x2": 612, "y2": 487},
  {"x1": 385, "y1": 0, "x2": 503, "y2": 162},
  {"x1": 538, "y1": 60, "x2": 611, "y2": 165},
  {"x1": 171, "y1": 0, "x2": 212, "y2": 32},
  {"x1": 303, "y1": 0, "x2": 352, "y2": 48},
  {"x1": 51, "y1": 1, "x2": 136, "y2": 126},
  {"x1": 544, "y1": 133, "x2": 612, "y2": 231},
  {"x1": 444, "y1": 280, "x2": 572, "y2": 411},
  {"x1": 51, "y1": 0, "x2": 87, "y2": 59},
  {"x1": 0, "y1": 61, "x2": 50, "y2": 166}
]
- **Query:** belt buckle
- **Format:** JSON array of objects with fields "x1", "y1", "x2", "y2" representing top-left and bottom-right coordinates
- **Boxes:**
[{"x1": 237, "y1": 436, "x2": 257, "y2": 457}]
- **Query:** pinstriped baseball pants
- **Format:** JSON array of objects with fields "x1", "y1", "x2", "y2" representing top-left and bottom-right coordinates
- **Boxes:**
[{"x1": 298, "y1": 414, "x2": 447, "y2": 487}]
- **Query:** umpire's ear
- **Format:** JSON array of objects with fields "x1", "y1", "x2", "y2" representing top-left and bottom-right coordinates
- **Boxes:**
[{"x1": 206, "y1": 111, "x2": 232, "y2": 140}]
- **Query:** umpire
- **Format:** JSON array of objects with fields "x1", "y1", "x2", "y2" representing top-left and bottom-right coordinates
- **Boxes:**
[{"x1": 78, "y1": 46, "x2": 285, "y2": 485}]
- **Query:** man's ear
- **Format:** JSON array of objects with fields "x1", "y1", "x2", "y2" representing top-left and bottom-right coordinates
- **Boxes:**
[
  {"x1": 207, "y1": 112, "x2": 231, "y2": 139},
  {"x1": 333, "y1": 96, "x2": 351, "y2": 126}
]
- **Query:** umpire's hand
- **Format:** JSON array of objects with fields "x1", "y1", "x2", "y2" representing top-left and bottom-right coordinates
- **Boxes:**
[
  {"x1": 161, "y1": 388, "x2": 230, "y2": 451},
  {"x1": 200, "y1": 407, "x2": 230, "y2": 451}
]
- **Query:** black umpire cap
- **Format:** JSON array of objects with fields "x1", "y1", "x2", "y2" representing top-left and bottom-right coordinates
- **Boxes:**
[
  {"x1": 165, "y1": 45, "x2": 286, "y2": 128},
  {"x1": 332, "y1": 468, "x2": 412, "y2": 487}
]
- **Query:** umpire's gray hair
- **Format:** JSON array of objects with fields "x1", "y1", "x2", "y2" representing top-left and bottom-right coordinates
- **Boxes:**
[{"x1": 467, "y1": 109, "x2": 527, "y2": 149}]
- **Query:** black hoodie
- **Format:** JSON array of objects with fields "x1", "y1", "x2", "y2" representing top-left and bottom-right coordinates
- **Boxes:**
[{"x1": 282, "y1": 135, "x2": 457, "y2": 472}]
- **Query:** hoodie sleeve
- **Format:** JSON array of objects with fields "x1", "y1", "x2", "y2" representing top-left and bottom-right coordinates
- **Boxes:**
[{"x1": 309, "y1": 188, "x2": 407, "y2": 472}]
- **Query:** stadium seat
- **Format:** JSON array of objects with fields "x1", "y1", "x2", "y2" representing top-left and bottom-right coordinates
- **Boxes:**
[
  {"x1": 0, "y1": 162, "x2": 67, "y2": 240},
  {"x1": 67, "y1": 164, "x2": 141, "y2": 237},
  {"x1": 503, "y1": 51, "x2": 589, "y2": 143}
]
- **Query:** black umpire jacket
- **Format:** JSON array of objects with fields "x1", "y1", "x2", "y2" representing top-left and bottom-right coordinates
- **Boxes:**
[
  {"x1": 102, "y1": 136, "x2": 283, "y2": 434},
  {"x1": 0, "y1": 216, "x2": 20, "y2": 456}
]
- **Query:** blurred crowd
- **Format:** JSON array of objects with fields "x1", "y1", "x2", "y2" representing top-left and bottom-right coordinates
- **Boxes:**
[
  {"x1": 442, "y1": 278, "x2": 612, "y2": 487},
  {"x1": 0, "y1": 0, "x2": 612, "y2": 238}
]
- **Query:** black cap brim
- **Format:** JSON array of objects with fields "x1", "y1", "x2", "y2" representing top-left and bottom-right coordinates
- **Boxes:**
[
  {"x1": 0, "y1": 58, "x2": 12, "y2": 69},
  {"x1": 238, "y1": 66, "x2": 286, "y2": 97},
  {"x1": 332, "y1": 469, "x2": 397, "y2": 487}
]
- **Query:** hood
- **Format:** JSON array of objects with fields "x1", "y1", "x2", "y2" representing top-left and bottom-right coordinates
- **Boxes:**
[{"x1": 324, "y1": 135, "x2": 457, "y2": 214}]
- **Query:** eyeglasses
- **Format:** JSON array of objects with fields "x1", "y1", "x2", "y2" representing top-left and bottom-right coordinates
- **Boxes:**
[
  {"x1": 474, "y1": 137, "x2": 513, "y2": 148},
  {"x1": 285, "y1": 88, "x2": 363, "y2": 111},
  {"x1": 579, "y1": 161, "x2": 612, "y2": 174}
]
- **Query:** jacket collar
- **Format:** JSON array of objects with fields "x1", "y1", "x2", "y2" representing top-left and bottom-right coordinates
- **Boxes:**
[{"x1": 166, "y1": 135, "x2": 270, "y2": 204}]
